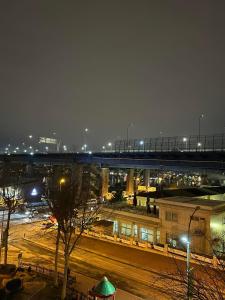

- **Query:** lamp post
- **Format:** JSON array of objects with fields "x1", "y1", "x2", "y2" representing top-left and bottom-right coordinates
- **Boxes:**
[
  {"x1": 183, "y1": 137, "x2": 188, "y2": 151},
  {"x1": 198, "y1": 114, "x2": 204, "y2": 142},
  {"x1": 182, "y1": 206, "x2": 200, "y2": 300},
  {"x1": 59, "y1": 178, "x2": 65, "y2": 191},
  {"x1": 108, "y1": 142, "x2": 112, "y2": 152},
  {"x1": 126, "y1": 123, "x2": 134, "y2": 148}
]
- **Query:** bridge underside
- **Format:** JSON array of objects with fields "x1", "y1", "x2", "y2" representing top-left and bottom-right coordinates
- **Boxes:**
[{"x1": 0, "y1": 152, "x2": 225, "y2": 172}]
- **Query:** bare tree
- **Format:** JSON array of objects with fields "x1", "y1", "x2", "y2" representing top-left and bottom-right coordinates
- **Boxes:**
[
  {"x1": 151, "y1": 235, "x2": 225, "y2": 300},
  {"x1": 47, "y1": 163, "x2": 101, "y2": 299},
  {"x1": 0, "y1": 163, "x2": 23, "y2": 264}
]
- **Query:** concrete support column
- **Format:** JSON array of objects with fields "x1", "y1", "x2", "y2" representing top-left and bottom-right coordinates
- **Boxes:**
[
  {"x1": 101, "y1": 168, "x2": 109, "y2": 198},
  {"x1": 126, "y1": 169, "x2": 134, "y2": 195},
  {"x1": 144, "y1": 169, "x2": 150, "y2": 187}
]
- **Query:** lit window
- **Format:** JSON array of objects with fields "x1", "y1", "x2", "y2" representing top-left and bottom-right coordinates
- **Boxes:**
[
  {"x1": 121, "y1": 223, "x2": 132, "y2": 236},
  {"x1": 140, "y1": 228, "x2": 153, "y2": 242},
  {"x1": 133, "y1": 224, "x2": 138, "y2": 237},
  {"x1": 113, "y1": 221, "x2": 118, "y2": 233}
]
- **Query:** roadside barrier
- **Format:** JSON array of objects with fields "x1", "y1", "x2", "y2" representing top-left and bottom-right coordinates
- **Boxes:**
[{"x1": 82, "y1": 230, "x2": 221, "y2": 268}]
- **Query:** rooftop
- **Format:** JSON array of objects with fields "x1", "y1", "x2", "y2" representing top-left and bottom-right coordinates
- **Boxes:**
[{"x1": 156, "y1": 196, "x2": 225, "y2": 210}]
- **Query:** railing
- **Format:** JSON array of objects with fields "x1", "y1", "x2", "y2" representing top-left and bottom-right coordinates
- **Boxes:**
[
  {"x1": 114, "y1": 134, "x2": 225, "y2": 153},
  {"x1": 22, "y1": 263, "x2": 76, "y2": 284}
]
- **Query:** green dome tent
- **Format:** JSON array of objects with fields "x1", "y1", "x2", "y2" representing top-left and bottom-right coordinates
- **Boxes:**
[{"x1": 89, "y1": 276, "x2": 116, "y2": 299}]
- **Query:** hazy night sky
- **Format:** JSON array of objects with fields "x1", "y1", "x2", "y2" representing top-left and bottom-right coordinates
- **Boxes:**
[{"x1": 0, "y1": 1, "x2": 225, "y2": 149}]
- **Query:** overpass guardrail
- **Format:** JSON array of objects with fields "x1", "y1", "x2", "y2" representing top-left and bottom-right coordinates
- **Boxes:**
[{"x1": 114, "y1": 134, "x2": 225, "y2": 153}]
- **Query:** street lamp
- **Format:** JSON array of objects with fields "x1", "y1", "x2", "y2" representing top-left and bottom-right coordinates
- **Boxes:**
[
  {"x1": 181, "y1": 206, "x2": 200, "y2": 300},
  {"x1": 59, "y1": 178, "x2": 65, "y2": 191},
  {"x1": 108, "y1": 142, "x2": 112, "y2": 152},
  {"x1": 139, "y1": 140, "x2": 144, "y2": 151},
  {"x1": 183, "y1": 137, "x2": 188, "y2": 151},
  {"x1": 198, "y1": 114, "x2": 204, "y2": 142},
  {"x1": 126, "y1": 123, "x2": 134, "y2": 146}
]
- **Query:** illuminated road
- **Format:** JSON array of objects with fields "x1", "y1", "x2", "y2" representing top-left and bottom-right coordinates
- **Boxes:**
[{"x1": 7, "y1": 220, "x2": 185, "y2": 299}]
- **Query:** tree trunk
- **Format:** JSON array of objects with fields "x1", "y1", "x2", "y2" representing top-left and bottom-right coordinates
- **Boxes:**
[
  {"x1": 4, "y1": 210, "x2": 11, "y2": 265},
  {"x1": 54, "y1": 225, "x2": 60, "y2": 286},
  {"x1": 61, "y1": 248, "x2": 69, "y2": 300}
]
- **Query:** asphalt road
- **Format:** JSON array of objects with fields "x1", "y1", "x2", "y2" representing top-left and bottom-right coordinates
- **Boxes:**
[
  {"x1": 2, "y1": 210, "x2": 221, "y2": 299},
  {"x1": 7, "y1": 221, "x2": 190, "y2": 299}
]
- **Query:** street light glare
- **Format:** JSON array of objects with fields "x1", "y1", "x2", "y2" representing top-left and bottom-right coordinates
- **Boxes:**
[
  {"x1": 181, "y1": 236, "x2": 189, "y2": 244},
  {"x1": 59, "y1": 178, "x2": 66, "y2": 185}
]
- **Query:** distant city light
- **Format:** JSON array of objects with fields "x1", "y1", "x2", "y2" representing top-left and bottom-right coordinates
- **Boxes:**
[
  {"x1": 88, "y1": 151, "x2": 92, "y2": 154},
  {"x1": 31, "y1": 188, "x2": 38, "y2": 196},
  {"x1": 30, "y1": 152, "x2": 34, "y2": 155},
  {"x1": 85, "y1": 128, "x2": 89, "y2": 132},
  {"x1": 24, "y1": 149, "x2": 27, "y2": 153},
  {"x1": 139, "y1": 140, "x2": 144, "y2": 145},
  {"x1": 102, "y1": 146, "x2": 105, "y2": 149},
  {"x1": 63, "y1": 145, "x2": 67, "y2": 151},
  {"x1": 108, "y1": 142, "x2": 112, "y2": 147},
  {"x1": 197, "y1": 142, "x2": 202, "y2": 147},
  {"x1": 183, "y1": 137, "x2": 187, "y2": 142},
  {"x1": 29, "y1": 135, "x2": 33, "y2": 139}
]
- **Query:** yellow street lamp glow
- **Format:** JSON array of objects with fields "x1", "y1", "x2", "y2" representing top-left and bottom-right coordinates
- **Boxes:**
[{"x1": 59, "y1": 178, "x2": 65, "y2": 185}]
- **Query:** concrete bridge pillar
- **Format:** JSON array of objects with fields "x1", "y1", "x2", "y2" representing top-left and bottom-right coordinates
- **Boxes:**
[
  {"x1": 101, "y1": 168, "x2": 109, "y2": 198},
  {"x1": 144, "y1": 169, "x2": 150, "y2": 187},
  {"x1": 126, "y1": 169, "x2": 134, "y2": 195},
  {"x1": 25, "y1": 164, "x2": 33, "y2": 175}
]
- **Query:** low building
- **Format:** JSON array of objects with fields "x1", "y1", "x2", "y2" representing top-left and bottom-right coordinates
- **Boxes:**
[
  {"x1": 156, "y1": 196, "x2": 225, "y2": 255},
  {"x1": 100, "y1": 206, "x2": 160, "y2": 244}
]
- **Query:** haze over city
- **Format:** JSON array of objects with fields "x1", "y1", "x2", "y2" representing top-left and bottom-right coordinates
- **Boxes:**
[{"x1": 1, "y1": 1, "x2": 225, "y2": 148}]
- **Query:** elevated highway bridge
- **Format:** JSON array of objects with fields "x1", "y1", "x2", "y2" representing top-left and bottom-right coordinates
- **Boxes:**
[{"x1": 0, "y1": 135, "x2": 225, "y2": 171}]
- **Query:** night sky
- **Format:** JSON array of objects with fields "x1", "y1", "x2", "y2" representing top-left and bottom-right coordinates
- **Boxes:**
[{"x1": 0, "y1": 1, "x2": 225, "y2": 149}]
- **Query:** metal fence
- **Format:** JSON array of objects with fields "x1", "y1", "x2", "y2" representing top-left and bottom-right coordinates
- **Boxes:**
[{"x1": 114, "y1": 134, "x2": 225, "y2": 152}]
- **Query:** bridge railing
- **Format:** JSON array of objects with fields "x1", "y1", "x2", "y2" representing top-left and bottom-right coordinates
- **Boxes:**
[{"x1": 114, "y1": 134, "x2": 225, "y2": 152}]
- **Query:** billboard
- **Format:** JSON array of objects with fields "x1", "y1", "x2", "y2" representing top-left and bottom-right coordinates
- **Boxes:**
[{"x1": 39, "y1": 137, "x2": 57, "y2": 144}]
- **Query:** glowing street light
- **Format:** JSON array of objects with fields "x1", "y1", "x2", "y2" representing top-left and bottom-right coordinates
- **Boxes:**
[
  {"x1": 108, "y1": 142, "x2": 112, "y2": 151},
  {"x1": 181, "y1": 206, "x2": 200, "y2": 300},
  {"x1": 59, "y1": 178, "x2": 65, "y2": 191},
  {"x1": 28, "y1": 135, "x2": 33, "y2": 139},
  {"x1": 183, "y1": 137, "x2": 188, "y2": 150}
]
